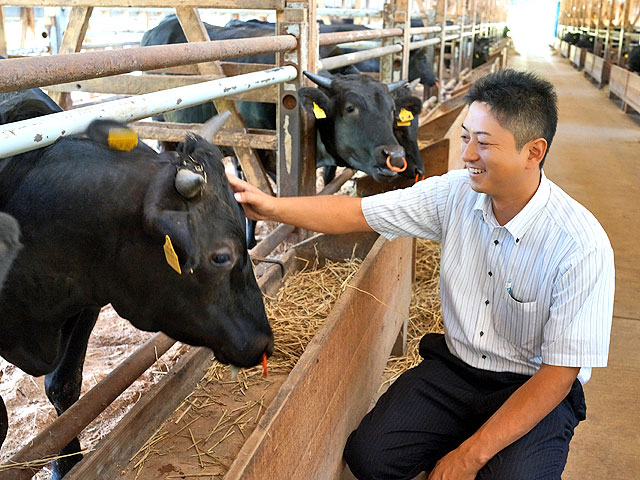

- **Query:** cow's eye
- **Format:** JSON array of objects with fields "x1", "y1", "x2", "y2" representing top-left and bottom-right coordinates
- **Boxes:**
[
  {"x1": 210, "y1": 253, "x2": 231, "y2": 267},
  {"x1": 345, "y1": 104, "x2": 356, "y2": 114}
]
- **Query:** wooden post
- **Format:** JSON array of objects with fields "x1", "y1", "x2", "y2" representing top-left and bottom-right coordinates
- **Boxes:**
[
  {"x1": 0, "y1": 7, "x2": 7, "y2": 58},
  {"x1": 48, "y1": 7, "x2": 93, "y2": 109},
  {"x1": 616, "y1": 0, "x2": 631, "y2": 66},
  {"x1": 175, "y1": 7, "x2": 274, "y2": 197},
  {"x1": 437, "y1": 0, "x2": 448, "y2": 102},
  {"x1": 275, "y1": 3, "x2": 317, "y2": 198}
]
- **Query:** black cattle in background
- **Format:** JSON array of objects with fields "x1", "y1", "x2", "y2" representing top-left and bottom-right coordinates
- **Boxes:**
[
  {"x1": 562, "y1": 31, "x2": 580, "y2": 45},
  {"x1": 0, "y1": 93, "x2": 272, "y2": 478},
  {"x1": 627, "y1": 45, "x2": 640, "y2": 73},
  {"x1": 392, "y1": 81, "x2": 424, "y2": 182},
  {"x1": 576, "y1": 34, "x2": 595, "y2": 52},
  {"x1": 472, "y1": 37, "x2": 490, "y2": 68}
]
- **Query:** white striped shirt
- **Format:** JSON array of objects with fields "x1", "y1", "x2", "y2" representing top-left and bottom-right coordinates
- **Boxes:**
[{"x1": 362, "y1": 169, "x2": 615, "y2": 384}]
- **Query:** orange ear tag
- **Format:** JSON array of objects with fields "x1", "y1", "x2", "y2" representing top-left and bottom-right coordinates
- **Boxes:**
[
  {"x1": 313, "y1": 102, "x2": 327, "y2": 119},
  {"x1": 163, "y1": 235, "x2": 182, "y2": 274},
  {"x1": 107, "y1": 128, "x2": 138, "y2": 151}
]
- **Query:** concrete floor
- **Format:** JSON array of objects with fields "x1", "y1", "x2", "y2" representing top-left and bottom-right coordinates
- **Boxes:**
[{"x1": 509, "y1": 48, "x2": 640, "y2": 479}]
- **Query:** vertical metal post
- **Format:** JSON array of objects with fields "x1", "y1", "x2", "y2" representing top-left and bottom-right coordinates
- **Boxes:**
[
  {"x1": 381, "y1": 2, "x2": 396, "y2": 83},
  {"x1": 0, "y1": 7, "x2": 7, "y2": 58},
  {"x1": 616, "y1": 0, "x2": 631, "y2": 66},
  {"x1": 437, "y1": 0, "x2": 448, "y2": 102},
  {"x1": 276, "y1": 3, "x2": 316, "y2": 198}
]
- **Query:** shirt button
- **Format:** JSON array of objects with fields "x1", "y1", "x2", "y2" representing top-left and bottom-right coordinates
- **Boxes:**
[
  {"x1": 480, "y1": 331, "x2": 484, "y2": 336},
  {"x1": 494, "y1": 240, "x2": 499, "y2": 245},
  {"x1": 488, "y1": 271, "x2": 492, "y2": 276},
  {"x1": 516, "y1": 238, "x2": 520, "y2": 243},
  {"x1": 485, "y1": 300, "x2": 490, "y2": 305},
  {"x1": 482, "y1": 355, "x2": 487, "y2": 359}
]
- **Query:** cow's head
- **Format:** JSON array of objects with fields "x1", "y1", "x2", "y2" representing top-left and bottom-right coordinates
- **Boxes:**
[
  {"x1": 409, "y1": 48, "x2": 439, "y2": 88},
  {"x1": 95, "y1": 115, "x2": 273, "y2": 369},
  {"x1": 392, "y1": 80, "x2": 424, "y2": 182},
  {"x1": 299, "y1": 72, "x2": 408, "y2": 183}
]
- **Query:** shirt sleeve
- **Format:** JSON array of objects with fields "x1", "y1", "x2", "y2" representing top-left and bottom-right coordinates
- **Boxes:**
[
  {"x1": 361, "y1": 172, "x2": 456, "y2": 242},
  {"x1": 541, "y1": 244, "x2": 615, "y2": 368}
]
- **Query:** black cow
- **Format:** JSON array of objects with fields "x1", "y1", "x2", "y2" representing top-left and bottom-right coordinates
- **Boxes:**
[
  {"x1": 392, "y1": 80, "x2": 424, "y2": 183},
  {"x1": 576, "y1": 34, "x2": 595, "y2": 52},
  {"x1": 319, "y1": 24, "x2": 438, "y2": 87},
  {"x1": 627, "y1": 45, "x2": 640, "y2": 73},
  {"x1": 0, "y1": 95, "x2": 272, "y2": 478},
  {"x1": 562, "y1": 32, "x2": 580, "y2": 45},
  {"x1": 141, "y1": 15, "x2": 415, "y2": 181},
  {"x1": 0, "y1": 212, "x2": 20, "y2": 290},
  {"x1": 473, "y1": 37, "x2": 490, "y2": 68},
  {"x1": 299, "y1": 71, "x2": 409, "y2": 183}
]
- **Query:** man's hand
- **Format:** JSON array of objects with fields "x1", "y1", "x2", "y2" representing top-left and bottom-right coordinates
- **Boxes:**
[
  {"x1": 427, "y1": 447, "x2": 483, "y2": 480},
  {"x1": 226, "y1": 173, "x2": 277, "y2": 222},
  {"x1": 226, "y1": 173, "x2": 372, "y2": 235}
]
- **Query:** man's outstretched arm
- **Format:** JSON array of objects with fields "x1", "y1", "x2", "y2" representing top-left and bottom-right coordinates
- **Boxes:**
[{"x1": 227, "y1": 174, "x2": 373, "y2": 235}]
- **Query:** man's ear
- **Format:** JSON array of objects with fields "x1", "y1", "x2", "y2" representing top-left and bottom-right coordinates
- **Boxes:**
[
  {"x1": 526, "y1": 138, "x2": 548, "y2": 168},
  {"x1": 298, "y1": 88, "x2": 334, "y2": 119}
]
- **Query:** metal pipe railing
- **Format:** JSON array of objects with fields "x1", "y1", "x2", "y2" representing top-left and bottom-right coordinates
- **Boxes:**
[
  {"x1": 0, "y1": 66, "x2": 297, "y2": 158},
  {"x1": 320, "y1": 44, "x2": 402, "y2": 71},
  {"x1": 318, "y1": 28, "x2": 403, "y2": 46},
  {"x1": 317, "y1": 8, "x2": 383, "y2": 18},
  {"x1": 1, "y1": 333, "x2": 177, "y2": 480},
  {"x1": 0, "y1": 35, "x2": 297, "y2": 93},
  {"x1": 409, "y1": 37, "x2": 442, "y2": 50}
]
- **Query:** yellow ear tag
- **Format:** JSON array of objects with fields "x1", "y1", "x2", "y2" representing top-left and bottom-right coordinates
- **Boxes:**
[
  {"x1": 313, "y1": 102, "x2": 327, "y2": 119},
  {"x1": 163, "y1": 235, "x2": 182, "y2": 275},
  {"x1": 107, "y1": 128, "x2": 138, "y2": 151},
  {"x1": 397, "y1": 108, "x2": 414, "y2": 127}
]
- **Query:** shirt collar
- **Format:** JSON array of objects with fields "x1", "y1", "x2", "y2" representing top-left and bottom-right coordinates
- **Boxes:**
[{"x1": 472, "y1": 170, "x2": 551, "y2": 244}]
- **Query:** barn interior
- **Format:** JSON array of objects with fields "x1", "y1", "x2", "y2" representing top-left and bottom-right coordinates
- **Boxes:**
[{"x1": 0, "y1": 1, "x2": 639, "y2": 479}]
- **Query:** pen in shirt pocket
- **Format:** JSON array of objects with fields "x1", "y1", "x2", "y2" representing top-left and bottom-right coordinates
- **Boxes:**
[{"x1": 505, "y1": 278, "x2": 512, "y2": 295}]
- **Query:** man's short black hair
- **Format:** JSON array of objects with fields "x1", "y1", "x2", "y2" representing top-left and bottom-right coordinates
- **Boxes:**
[{"x1": 464, "y1": 69, "x2": 558, "y2": 167}]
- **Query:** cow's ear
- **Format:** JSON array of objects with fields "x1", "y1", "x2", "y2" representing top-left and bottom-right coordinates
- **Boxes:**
[
  {"x1": 143, "y1": 164, "x2": 199, "y2": 275},
  {"x1": 396, "y1": 95, "x2": 423, "y2": 116},
  {"x1": 298, "y1": 88, "x2": 334, "y2": 119}
]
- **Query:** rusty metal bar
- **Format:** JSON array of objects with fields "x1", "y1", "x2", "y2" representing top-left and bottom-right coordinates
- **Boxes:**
[
  {"x1": 320, "y1": 44, "x2": 402, "y2": 71},
  {"x1": 0, "y1": 35, "x2": 297, "y2": 93},
  {"x1": 0, "y1": 66, "x2": 297, "y2": 158},
  {"x1": 409, "y1": 37, "x2": 442, "y2": 50},
  {"x1": 318, "y1": 28, "x2": 403, "y2": 46},
  {"x1": 131, "y1": 121, "x2": 278, "y2": 150},
  {"x1": 0, "y1": 333, "x2": 177, "y2": 480}
]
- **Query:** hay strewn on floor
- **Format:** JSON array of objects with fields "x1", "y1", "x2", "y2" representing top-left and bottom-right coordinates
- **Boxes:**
[
  {"x1": 381, "y1": 239, "x2": 443, "y2": 388},
  {"x1": 128, "y1": 254, "x2": 364, "y2": 478}
]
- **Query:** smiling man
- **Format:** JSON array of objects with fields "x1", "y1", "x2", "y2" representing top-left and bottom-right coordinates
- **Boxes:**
[{"x1": 227, "y1": 69, "x2": 615, "y2": 480}]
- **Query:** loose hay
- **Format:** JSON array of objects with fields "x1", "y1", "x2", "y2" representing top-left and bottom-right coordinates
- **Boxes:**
[
  {"x1": 127, "y1": 240, "x2": 443, "y2": 479},
  {"x1": 126, "y1": 253, "x2": 364, "y2": 479},
  {"x1": 381, "y1": 239, "x2": 443, "y2": 388}
]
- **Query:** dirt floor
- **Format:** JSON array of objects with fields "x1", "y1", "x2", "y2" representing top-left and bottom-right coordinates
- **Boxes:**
[{"x1": 0, "y1": 305, "x2": 189, "y2": 479}]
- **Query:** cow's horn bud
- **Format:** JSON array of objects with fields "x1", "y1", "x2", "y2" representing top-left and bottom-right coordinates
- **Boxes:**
[
  {"x1": 175, "y1": 169, "x2": 205, "y2": 199},
  {"x1": 303, "y1": 71, "x2": 333, "y2": 89},
  {"x1": 387, "y1": 78, "x2": 409, "y2": 93},
  {"x1": 407, "y1": 78, "x2": 421, "y2": 91},
  {"x1": 198, "y1": 110, "x2": 232, "y2": 142}
]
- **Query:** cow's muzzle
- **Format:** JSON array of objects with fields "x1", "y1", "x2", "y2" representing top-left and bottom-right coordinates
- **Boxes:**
[{"x1": 377, "y1": 145, "x2": 407, "y2": 173}]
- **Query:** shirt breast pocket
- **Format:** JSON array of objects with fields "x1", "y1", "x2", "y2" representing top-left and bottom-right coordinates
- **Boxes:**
[{"x1": 495, "y1": 294, "x2": 539, "y2": 351}]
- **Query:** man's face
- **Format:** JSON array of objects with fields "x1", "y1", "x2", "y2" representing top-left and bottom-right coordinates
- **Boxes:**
[{"x1": 461, "y1": 101, "x2": 540, "y2": 205}]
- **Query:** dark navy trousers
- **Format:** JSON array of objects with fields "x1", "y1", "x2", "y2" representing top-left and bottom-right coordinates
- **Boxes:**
[{"x1": 344, "y1": 334, "x2": 586, "y2": 480}]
